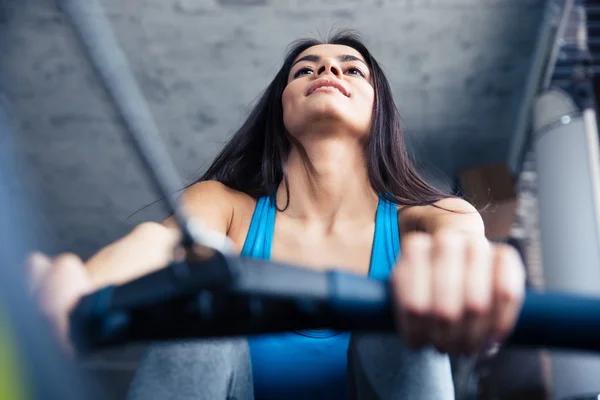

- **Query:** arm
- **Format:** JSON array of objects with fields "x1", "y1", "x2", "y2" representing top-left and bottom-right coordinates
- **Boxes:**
[
  {"x1": 26, "y1": 181, "x2": 236, "y2": 353},
  {"x1": 85, "y1": 180, "x2": 235, "y2": 289}
]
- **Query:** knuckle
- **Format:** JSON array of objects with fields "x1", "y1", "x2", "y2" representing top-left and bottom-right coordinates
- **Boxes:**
[
  {"x1": 467, "y1": 236, "x2": 491, "y2": 256},
  {"x1": 495, "y1": 244, "x2": 521, "y2": 265},
  {"x1": 24, "y1": 252, "x2": 51, "y2": 284},
  {"x1": 53, "y1": 253, "x2": 82, "y2": 269},
  {"x1": 465, "y1": 299, "x2": 491, "y2": 317},
  {"x1": 433, "y1": 305, "x2": 462, "y2": 325},
  {"x1": 433, "y1": 231, "x2": 464, "y2": 254},
  {"x1": 402, "y1": 233, "x2": 432, "y2": 252},
  {"x1": 495, "y1": 284, "x2": 521, "y2": 304},
  {"x1": 402, "y1": 300, "x2": 430, "y2": 319},
  {"x1": 26, "y1": 252, "x2": 48, "y2": 268}
]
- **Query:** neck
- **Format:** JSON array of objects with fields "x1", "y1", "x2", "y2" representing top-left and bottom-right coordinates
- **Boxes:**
[{"x1": 277, "y1": 134, "x2": 378, "y2": 227}]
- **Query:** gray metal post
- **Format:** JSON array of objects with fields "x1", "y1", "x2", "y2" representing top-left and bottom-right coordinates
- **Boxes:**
[{"x1": 533, "y1": 88, "x2": 600, "y2": 399}]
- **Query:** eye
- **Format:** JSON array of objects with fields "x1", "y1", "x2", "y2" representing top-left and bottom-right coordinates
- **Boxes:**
[
  {"x1": 293, "y1": 67, "x2": 313, "y2": 79},
  {"x1": 346, "y1": 67, "x2": 365, "y2": 77}
]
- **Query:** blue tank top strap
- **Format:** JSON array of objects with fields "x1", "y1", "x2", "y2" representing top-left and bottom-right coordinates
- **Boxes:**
[
  {"x1": 369, "y1": 195, "x2": 401, "y2": 280},
  {"x1": 241, "y1": 195, "x2": 276, "y2": 259}
]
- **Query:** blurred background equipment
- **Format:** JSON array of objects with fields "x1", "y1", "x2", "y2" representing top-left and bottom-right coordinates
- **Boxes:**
[{"x1": 463, "y1": 1, "x2": 600, "y2": 399}]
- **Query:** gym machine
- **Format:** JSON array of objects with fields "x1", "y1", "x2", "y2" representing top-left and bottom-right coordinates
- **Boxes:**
[
  {"x1": 4, "y1": 0, "x2": 600, "y2": 399},
  {"x1": 61, "y1": 0, "x2": 600, "y2": 363}
]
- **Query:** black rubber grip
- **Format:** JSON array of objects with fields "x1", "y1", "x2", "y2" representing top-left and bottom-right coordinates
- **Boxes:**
[{"x1": 69, "y1": 255, "x2": 600, "y2": 355}]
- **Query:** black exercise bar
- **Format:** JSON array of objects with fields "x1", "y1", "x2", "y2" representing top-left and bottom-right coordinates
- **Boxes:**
[{"x1": 69, "y1": 252, "x2": 600, "y2": 355}]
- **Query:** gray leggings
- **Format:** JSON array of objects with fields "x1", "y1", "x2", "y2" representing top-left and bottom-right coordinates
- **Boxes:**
[{"x1": 127, "y1": 334, "x2": 454, "y2": 400}]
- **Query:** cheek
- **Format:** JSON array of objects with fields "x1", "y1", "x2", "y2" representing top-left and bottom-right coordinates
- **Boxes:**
[
  {"x1": 355, "y1": 87, "x2": 375, "y2": 132},
  {"x1": 281, "y1": 86, "x2": 300, "y2": 116},
  {"x1": 281, "y1": 90, "x2": 294, "y2": 121},
  {"x1": 356, "y1": 87, "x2": 375, "y2": 118},
  {"x1": 363, "y1": 86, "x2": 375, "y2": 109},
  {"x1": 281, "y1": 87, "x2": 302, "y2": 131}
]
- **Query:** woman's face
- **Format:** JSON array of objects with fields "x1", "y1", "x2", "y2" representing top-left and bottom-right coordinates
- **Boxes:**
[{"x1": 282, "y1": 44, "x2": 375, "y2": 139}]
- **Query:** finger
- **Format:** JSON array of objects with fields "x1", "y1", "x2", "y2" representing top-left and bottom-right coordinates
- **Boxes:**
[
  {"x1": 392, "y1": 233, "x2": 432, "y2": 349},
  {"x1": 490, "y1": 244, "x2": 526, "y2": 341},
  {"x1": 39, "y1": 253, "x2": 92, "y2": 356},
  {"x1": 25, "y1": 252, "x2": 53, "y2": 293},
  {"x1": 431, "y1": 230, "x2": 465, "y2": 353},
  {"x1": 462, "y1": 237, "x2": 493, "y2": 355}
]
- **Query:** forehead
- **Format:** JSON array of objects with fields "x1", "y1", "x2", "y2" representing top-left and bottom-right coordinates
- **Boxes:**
[{"x1": 293, "y1": 44, "x2": 366, "y2": 63}]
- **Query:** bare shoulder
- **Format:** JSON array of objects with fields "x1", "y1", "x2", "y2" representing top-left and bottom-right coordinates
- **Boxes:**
[
  {"x1": 180, "y1": 180, "x2": 232, "y2": 203},
  {"x1": 165, "y1": 180, "x2": 256, "y2": 234},
  {"x1": 398, "y1": 197, "x2": 484, "y2": 235}
]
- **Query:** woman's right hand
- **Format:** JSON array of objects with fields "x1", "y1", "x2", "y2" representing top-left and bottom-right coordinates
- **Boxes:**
[
  {"x1": 26, "y1": 252, "x2": 93, "y2": 356},
  {"x1": 25, "y1": 222, "x2": 183, "y2": 355}
]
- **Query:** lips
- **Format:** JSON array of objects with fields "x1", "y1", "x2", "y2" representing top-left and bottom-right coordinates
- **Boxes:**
[{"x1": 307, "y1": 79, "x2": 349, "y2": 97}]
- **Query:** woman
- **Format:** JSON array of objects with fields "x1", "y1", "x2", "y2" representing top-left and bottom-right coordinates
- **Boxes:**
[{"x1": 28, "y1": 31, "x2": 525, "y2": 399}]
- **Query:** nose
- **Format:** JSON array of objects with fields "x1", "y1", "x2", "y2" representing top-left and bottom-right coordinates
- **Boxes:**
[{"x1": 317, "y1": 58, "x2": 342, "y2": 78}]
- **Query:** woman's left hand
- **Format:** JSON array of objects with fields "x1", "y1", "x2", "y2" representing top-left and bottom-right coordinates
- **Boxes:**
[{"x1": 390, "y1": 229, "x2": 526, "y2": 355}]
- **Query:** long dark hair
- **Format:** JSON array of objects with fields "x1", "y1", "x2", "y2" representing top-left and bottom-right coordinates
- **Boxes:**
[{"x1": 197, "y1": 30, "x2": 451, "y2": 209}]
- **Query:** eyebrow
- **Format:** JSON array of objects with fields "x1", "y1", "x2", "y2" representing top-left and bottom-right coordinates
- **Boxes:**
[{"x1": 291, "y1": 54, "x2": 369, "y2": 68}]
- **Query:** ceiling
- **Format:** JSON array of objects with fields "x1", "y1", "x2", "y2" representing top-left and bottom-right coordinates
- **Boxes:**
[{"x1": 0, "y1": 0, "x2": 546, "y2": 258}]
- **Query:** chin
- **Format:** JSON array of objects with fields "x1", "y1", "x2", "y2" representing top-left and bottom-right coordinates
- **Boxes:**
[
  {"x1": 289, "y1": 116, "x2": 367, "y2": 139},
  {"x1": 305, "y1": 99, "x2": 346, "y2": 120},
  {"x1": 284, "y1": 101, "x2": 369, "y2": 136}
]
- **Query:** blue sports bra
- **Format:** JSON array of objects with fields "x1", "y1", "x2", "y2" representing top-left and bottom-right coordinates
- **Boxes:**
[{"x1": 241, "y1": 195, "x2": 401, "y2": 400}]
